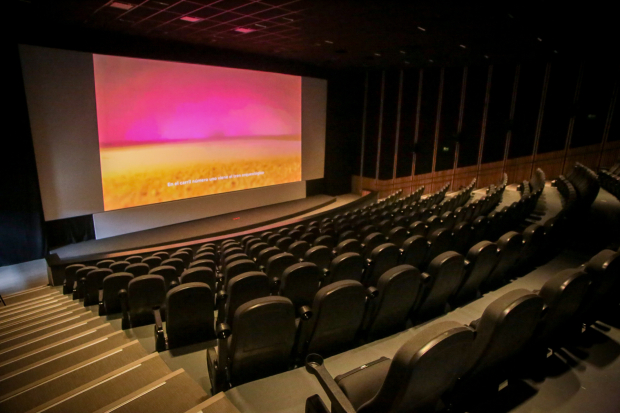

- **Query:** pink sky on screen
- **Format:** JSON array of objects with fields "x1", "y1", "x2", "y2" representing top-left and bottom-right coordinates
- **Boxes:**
[{"x1": 93, "y1": 54, "x2": 302, "y2": 146}]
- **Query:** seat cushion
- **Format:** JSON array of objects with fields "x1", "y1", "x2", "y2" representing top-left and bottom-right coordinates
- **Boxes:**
[{"x1": 335, "y1": 357, "x2": 391, "y2": 410}]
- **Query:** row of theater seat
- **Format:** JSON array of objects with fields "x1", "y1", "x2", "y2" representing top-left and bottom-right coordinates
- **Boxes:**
[
  {"x1": 554, "y1": 162, "x2": 600, "y2": 217},
  {"x1": 599, "y1": 158, "x2": 620, "y2": 200},
  {"x1": 304, "y1": 247, "x2": 620, "y2": 413}
]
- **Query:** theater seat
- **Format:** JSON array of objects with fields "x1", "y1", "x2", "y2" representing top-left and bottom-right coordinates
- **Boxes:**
[
  {"x1": 413, "y1": 251, "x2": 465, "y2": 322},
  {"x1": 289, "y1": 241, "x2": 311, "y2": 261},
  {"x1": 216, "y1": 271, "x2": 270, "y2": 325},
  {"x1": 449, "y1": 289, "x2": 543, "y2": 406},
  {"x1": 149, "y1": 265, "x2": 180, "y2": 290},
  {"x1": 534, "y1": 268, "x2": 590, "y2": 349},
  {"x1": 180, "y1": 266, "x2": 216, "y2": 291},
  {"x1": 305, "y1": 321, "x2": 474, "y2": 413},
  {"x1": 188, "y1": 259, "x2": 216, "y2": 273},
  {"x1": 84, "y1": 268, "x2": 113, "y2": 306},
  {"x1": 451, "y1": 241, "x2": 499, "y2": 307},
  {"x1": 579, "y1": 249, "x2": 620, "y2": 324},
  {"x1": 125, "y1": 263, "x2": 150, "y2": 277},
  {"x1": 296, "y1": 280, "x2": 367, "y2": 358},
  {"x1": 208, "y1": 296, "x2": 296, "y2": 391},
  {"x1": 109, "y1": 260, "x2": 130, "y2": 273},
  {"x1": 223, "y1": 259, "x2": 258, "y2": 287},
  {"x1": 278, "y1": 262, "x2": 321, "y2": 312},
  {"x1": 327, "y1": 252, "x2": 364, "y2": 284},
  {"x1": 266, "y1": 253, "x2": 298, "y2": 288},
  {"x1": 364, "y1": 243, "x2": 400, "y2": 287},
  {"x1": 334, "y1": 239, "x2": 362, "y2": 256},
  {"x1": 363, "y1": 265, "x2": 422, "y2": 341},
  {"x1": 400, "y1": 235, "x2": 429, "y2": 269},
  {"x1": 362, "y1": 233, "x2": 387, "y2": 259},
  {"x1": 124, "y1": 274, "x2": 167, "y2": 329},
  {"x1": 424, "y1": 228, "x2": 453, "y2": 267},
  {"x1": 141, "y1": 255, "x2": 162, "y2": 269},
  {"x1": 154, "y1": 282, "x2": 215, "y2": 351},
  {"x1": 75, "y1": 266, "x2": 97, "y2": 299},
  {"x1": 256, "y1": 246, "x2": 280, "y2": 269},
  {"x1": 305, "y1": 246, "x2": 332, "y2": 273},
  {"x1": 99, "y1": 272, "x2": 133, "y2": 315},
  {"x1": 96, "y1": 259, "x2": 115, "y2": 269},
  {"x1": 483, "y1": 231, "x2": 523, "y2": 289},
  {"x1": 63, "y1": 263, "x2": 84, "y2": 294}
]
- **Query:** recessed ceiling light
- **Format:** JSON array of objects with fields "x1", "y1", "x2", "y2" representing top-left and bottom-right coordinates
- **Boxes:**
[
  {"x1": 254, "y1": 23, "x2": 267, "y2": 28},
  {"x1": 554, "y1": 50, "x2": 559, "y2": 54},
  {"x1": 110, "y1": 2, "x2": 134, "y2": 10},
  {"x1": 325, "y1": 40, "x2": 334, "y2": 44},
  {"x1": 484, "y1": 55, "x2": 489, "y2": 59},
  {"x1": 404, "y1": 61, "x2": 410, "y2": 64},
  {"x1": 459, "y1": 44, "x2": 466, "y2": 49},
  {"x1": 180, "y1": 16, "x2": 202, "y2": 23},
  {"x1": 417, "y1": 26, "x2": 426, "y2": 31},
  {"x1": 282, "y1": 17, "x2": 294, "y2": 22},
  {"x1": 400, "y1": 50, "x2": 406, "y2": 54},
  {"x1": 374, "y1": 52, "x2": 381, "y2": 57},
  {"x1": 234, "y1": 27, "x2": 256, "y2": 34},
  {"x1": 429, "y1": 59, "x2": 434, "y2": 63},
  {"x1": 537, "y1": 37, "x2": 543, "y2": 42}
]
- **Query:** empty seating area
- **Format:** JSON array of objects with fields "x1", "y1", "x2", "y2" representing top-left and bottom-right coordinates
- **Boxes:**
[{"x1": 4, "y1": 162, "x2": 618, "y2": 413}]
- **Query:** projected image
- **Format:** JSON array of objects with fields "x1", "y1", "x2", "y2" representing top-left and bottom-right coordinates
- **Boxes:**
[{"x1": 93, "y1": 54, "x2": 302, "y2": 211}]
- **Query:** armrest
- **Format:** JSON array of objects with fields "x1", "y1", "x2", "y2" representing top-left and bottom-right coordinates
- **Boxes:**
[
  {"x1": 305, "y1": 354, "x2": 356, "y2": 413},
  {"x1": 153, "y1": 306, "x2": 166, "y2": 352},
  {"x1": 306, "y1": 395, "x2": 331, "y2": 413},
  {"x1": 469, "y1": 317, "x2": 481, "y2": 330},
  {"x1": 169, "y1": 280, "x2": 179, "y2": 289},
  {"x1": 207, "y1": 347, "x2": 227, "y2": 394},
  {"x1": 365, "y1": 286, "x2": 378, "y2": 299},
  {"x1": 298, "y1": 305, "x2": 313, "y2": 321},
  {"x1": 119, "y1": 289, "x2": 130, "y2": 330},
  {"x1": 216, "y1": 290, "x2": 228, "y2": 324},
  {"x1": 215, "y1": 322, "x2": 231, "y2": 387},
  {"x1": 271, "y1": 277, "x2": 281, "y2": 295},
  {"x1": 98, "y1": 290, "x2": 106, "y2": 316}
]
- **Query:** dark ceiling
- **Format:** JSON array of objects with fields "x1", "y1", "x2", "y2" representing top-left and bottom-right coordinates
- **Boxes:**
[{"x1": 14, "y1": 0, "x2": 619, "y2": 69}]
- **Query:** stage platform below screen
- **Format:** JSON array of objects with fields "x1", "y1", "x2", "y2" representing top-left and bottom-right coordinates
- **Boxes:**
[{"x1": 49, "y1": 194, "x2": 357, "y2": 260}]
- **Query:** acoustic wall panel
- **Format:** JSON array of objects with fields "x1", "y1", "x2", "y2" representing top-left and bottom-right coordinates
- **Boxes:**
[
  {"x1": 378, "y1": 70, "x2": 400, "y2": 180},
  {"x1": 483, "y1": 64, "x2": 515, "y2": 164},
  {"x1": 396, "y1": 69, "x2": 419, "y2": 177},
  {"x1": 415, "y1": 68, "x2": 441, "y2": 175},
  {"x1": 458, "y1": 66, "x2": 487, "y2": 168},
  {"x1": 362, "y1": 71, "x2": 383, "y2": 178},
  {"x1": 435, "y1": 68, "x2": 463, "y2": 172}
]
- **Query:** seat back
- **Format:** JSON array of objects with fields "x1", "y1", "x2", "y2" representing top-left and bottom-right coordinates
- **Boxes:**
[
  {"x1": 334, "y1": 239, "x2": 362, "y2": 255},
  {"x1": 485, "y1": 231, "x2": 523, "y2": 288},
  {"x1": 109, "y1": 261, "x2": 130, "y2": 273},
  {"x1": 300, "y1": 280, "x2": 367, "y2": 357},
  {"x1": 188, "y1": 259, "x2": 216, "y2": 273},
  {"x1": 180, "y1": 267, "x2": 216, "y2": 291},
  {"x1": 365, "y1": 243, "x2": 400, "y2": 287},
  {"x1": 224, "y1": 259, "x2": 258, "y2": 285},
  {"x1": 363, "y1": 233, "x2": 388, "y2": 259},
  {"x1": 314, "y1": 235, "x2": 336, "y2": 250},
  {"x1": 462, "y1": 289, "x2": 543, "y2": 382},
  {"x1": 288, "y1": 241, "x2": 311, "y2": 261},
  {"x1": 149, "y1": 265, "x2": 180, "y2": 290},
  {"x1": 580, "y1": 249, "x2": 620, "y2": 320},
  {"x1": 64, "y1": 264, "x2": 84, "y2": 292},
  {"x1": 153, "y1": 251, "x2": 170, "y2": 260},
  {"x1": 224, "y1": 272, "x2": 271, "y2": 327},
  {"x1": 84, "y1": 268, "x2": 113, "y2": 305},
  {"x1": 408, "y1": 221, "x2": 427, "y2": 237},
  {"x1": 304, "y1": 246, "x2": 332, "y2": 271},
  {"x1": 96, "y1": 259, "x2": 115, "y2": 269},
  {"x1": 387, "y1": 227, "x2": 408, "y2": 248},
  {"x1": 425, "y1": 229, "x2": 453, "y2": 266},
  {"x1": 536, "y1": 268, "x2": 590, "y2": 346},
  {"x1": 125, "y1": 255, "x2": 143, "y2": 264},
  {"x1": 276, "y1": 236, "x2": 295, "y2": 251},
  {"x1": 223, "y1": 253, "x2": 249, "y2": 269},
  {"x1": 102, "y1": 273, "x2": 133, "y2": 314},
  {"x1": 365, "y1": 265, "x2": 422, "y2": 340},
  {"x1": 266, "y1": 253, "x2": 298, "y2": 283},
  {"x1": 165, "y1": 283, "x2": 215, "y2": 349},
  {"x1": 451, "y1": 241, "x2": 498, "y2": 306},
  {"x1": 170, "y1": 251, "x2": 190, "y2": 268},
  {"x1": 415, "y1": 251, "x2": 465, "y2": 321},
  {"x1": 452, "y1": 222, "x2": 473, "y2": 254},
  {"x1": 127, "y1": 275, "x2": 167, "y2": 327},
  {"x1": 257, "y1": 246, "x2": 280, "y2": 269},
  {"x1": 280, "y1": 262, "x2": 321, "y2": 309},
  {"x1": 519, "y1": 224, "x2": 546, "y2": 268},
  {"x1": 160, "y1": 258, "x2": 184, "y2": 276},
  {"x1": 229, "y1": 297, "x2": 296, "y2": 386},
  {"x1": 141, "y1": 256, "x2": 162, "y2": 269},
  {"x1": 400, "y1": 235, "x2": 429, "y2": 269},
  {"x1": 248, "y1": 242, "x2": 269, "y2": 260},
  {"x1": 329, "y1": 253, "x2": 364, "y2": 284}
]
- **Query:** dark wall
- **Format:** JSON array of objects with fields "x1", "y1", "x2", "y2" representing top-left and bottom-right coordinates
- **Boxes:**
[{"x1": 348, "y1": 59, "x2": 619, "y2": 180}]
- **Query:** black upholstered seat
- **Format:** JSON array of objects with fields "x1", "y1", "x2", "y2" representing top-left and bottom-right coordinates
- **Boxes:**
[
  {"x1": 217, "y1": 271, "x2": 270, "y2": 326},
  {"x1": 483, "y1": 231, "x2": 523, "y2": 289},
  {"x1": 96, "y1": 259, "x2": 115, "y2": 269},
  {"x1": 305, "y1": 246, "x2": 332, "y2": 272},
  {"x1": 278, "y1": 262, "x2": 321, "y2": 311},
  {"x1": 414, "y1": 251, "x2": 465, "y2": 322},
  {"x1": 289, "y1": 240, "x2": 311, "y2": 261},
  {"x1": 297, "y1": 280, "x2": 367, "y2": 358},
  {"x1": 160, "y1": 258, "x2": 184, "y2": 276},
  {"x1": 452, "y1": 221, "x2": 473, "y2": 254},
  {"x1": 180, "y1": 266, "x2": 216, "y2": 291},
  {"x1": 305, "y1": 321, "x2": 474, "y2": 413},
  {"x1": 266, "y1": 252, "x2": 298, "y2": 286},
  {"x1": 387, "y1": 226, "x2": 408, "y2": 248},
  {"x1": 141, "y1": 255, "x2": 162, "y2": 269},
  {"x1": 364, "y1": 243, "x2": 400, "y2": 287},
  {"x1": 334, "y1": 239, "x2": 362, "y2": 256},
  {"x1": 125, "y1": 255, "x2": 143, "y2": 264},
  {"x1": 327, "y1": 252, "x2": 364, "y2": 284},
  {"x1": 256, "y1": 246, "x2": 280, "y2": 269},
  {"x1": 519, "y1": 224, "x2": 546, "y2": 269},
  {"x1": 364, "y1": 265, "x2": 422, "y2": 341},
  {"x1": 170, "y1": 251, "x2": 191, "y2": 268},
  {"x1": 84, "y1": 268, "x2": 113, "y2": 306},
  {"x1": 125, "y1": 274, "x2": 167, "y2": 328},
  {"x1": 424, "y1": 228, "x2": 453, "y2": 267},
  {"x1": 579, "y1": 249, "x2": 620, "y2": 324},
  {"x1": 63, "y1": 263, "x2": 84, "y2": 294},
  {"x1": 149, "y1": 265, "x2": 180, "y2": 290},
  {"x1": 362, "y1": 233, "x2": 388, "y2": 259},
  {"x1": 408, "y1": 221, "x2": 427, "y2": 237},
  {"x1": 109, "y1": 260, "x2": 130, "y2": 273},
  {"x1": 188, "y1": 259, "x2": 216, "y2": 273},
  {"x1": 100, "y1": 272, "x2": 133, "y2": 315},
  {"x1": 74, "y1": 266, "x2": 98, "y2": 299},
  {"x1": 400, "y1": 235, "x2": 429, "y2": 269},
  {"x1": 223, "y1": 259, "x2": 258, "y2": 286},
  {"x1": 450, "y1": 289, "x2": 543, "y2": 405},
  {"x1": 276, "y1": 236, "x2": 295, "y2": 251},
  {"x1": 451, "y1": 241, "x2": 498, "y2": 307},
  {"x1": 314, "y1": 235, "x2": 336, "y2": 250},
  {"x1": 155, "y1": 282, "x2": 215, "y2": 351},
  {"x1": 248, "y1": 242, "x2": 269, "y2": 261},
  {"x1": 208, "y1": 296, "x2": 297, "y2": 391}
]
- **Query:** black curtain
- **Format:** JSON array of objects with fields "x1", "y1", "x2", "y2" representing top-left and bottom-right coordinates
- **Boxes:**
[{"x1": 0, "y1": 45, "x2": 46, "y2": 266}]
